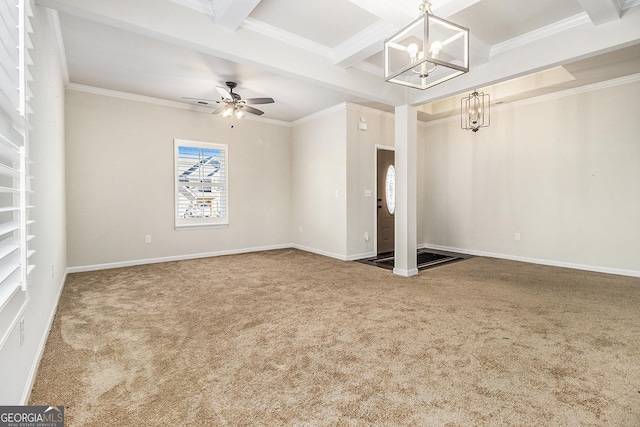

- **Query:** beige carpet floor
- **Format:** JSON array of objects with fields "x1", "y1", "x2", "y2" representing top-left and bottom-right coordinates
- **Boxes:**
[{"x1": 30, "y1": 249, "x2": 640, "y2": 426}]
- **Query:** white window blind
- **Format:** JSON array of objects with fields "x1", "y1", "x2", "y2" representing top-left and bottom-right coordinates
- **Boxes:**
[
  {"x1": 174, "y1": 139, "x2": 228, "y2": 228},
  {"x1": 0, "y1": 0, "x2": 34, "y2": 308}
]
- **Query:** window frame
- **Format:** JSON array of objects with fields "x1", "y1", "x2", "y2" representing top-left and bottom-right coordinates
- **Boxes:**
[{"x1": 174, "y1": 139, "x2": 229, "y2": 229}]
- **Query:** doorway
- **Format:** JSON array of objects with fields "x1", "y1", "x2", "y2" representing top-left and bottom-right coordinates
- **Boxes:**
[{"x1": 376, "y1": 148, "x2": 395, "y2": 254}]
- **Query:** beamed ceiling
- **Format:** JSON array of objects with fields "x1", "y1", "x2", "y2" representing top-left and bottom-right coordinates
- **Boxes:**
[{"x1": 36, "y1": 0, "x2": 640, "y2": 123}]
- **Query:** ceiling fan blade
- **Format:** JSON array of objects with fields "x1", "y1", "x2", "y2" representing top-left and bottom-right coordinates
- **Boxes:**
[
  {"x1": 182, "y1": 97, "x2": 222, "y2": 106},
  {"x1": 244, "y1": 97, "x2": 274, "y2": 105},
  {"x1": 211, "y1": 104, "x2": 226, "y2": 114},
  {"x1": 216, "y1": 86, "x2": 232, "y2": 100},
  {"x1": 243, "y1": 105, "x2": 264, "y2": 116}
]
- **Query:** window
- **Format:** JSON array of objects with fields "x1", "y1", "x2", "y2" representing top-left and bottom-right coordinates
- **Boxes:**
[{"x1": 174, "y1": 139, "x2": 228, "y2": 228}]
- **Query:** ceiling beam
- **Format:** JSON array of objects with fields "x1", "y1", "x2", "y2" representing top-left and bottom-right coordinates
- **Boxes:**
[
  {"x1": 430, "y1": 0, "x2": 483, "y2": 17},
  {"x1": 346, "y1": 0, "x2": 483, "y2": 27},
  {"x1": 409, "y1": 5, "x2": 640, "y2": 105},
  {"x1": 332, "y1": 20, "x2": 397, "y2": 68},
  {"x1": 169, "y1": 0, "x2": 215, "y2": 17},
  {"x1": 35, "y1": 0, "x2": 407, "y2": 105},
  {"x1": 347, "y1": 0, "x2": 415, "y2": 28},
  {"x1": 577, "y1": 0, "x2": 622, "y2": 25},
  {"x1": 212, "y1": 0, "x2": 261, "y2": 31},
  {"x1": 338, "y1": 0, "x2": 483, "y2": 69}
]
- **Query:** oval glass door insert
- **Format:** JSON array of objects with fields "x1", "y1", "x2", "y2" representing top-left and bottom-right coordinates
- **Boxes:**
[{"x1": 385, "y1": 165, "x2": 395, "y2": 214}]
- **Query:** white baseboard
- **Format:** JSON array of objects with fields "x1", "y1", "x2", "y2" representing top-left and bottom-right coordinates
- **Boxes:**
[
  {"x1": 393, "y1": 267, "x2": 419, "y2": 277},
  {"x1": 20, "y1": 269, "x2": 68, "y2": 404},
  {"x1": 346, "y1": 251, "x2": 376, "y2": 261},
  {"x1": 421, "y1": 243, "x2": 640, "y2": 278},
  {"x1": 290, "y1": 244, "x2": 348, "y2": 261},
  {"x1": 66, "y1": 244, "x2": 292, "y2": 273},
  {"x1": 67, "y1": 242, "x2": 640, "y2": 277}
]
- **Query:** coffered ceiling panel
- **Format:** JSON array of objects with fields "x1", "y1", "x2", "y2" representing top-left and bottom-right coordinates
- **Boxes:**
[
  {"x1": 36, "y1": 0, "x2": 640, "y2": 122},
  {"x1": 250, "y1": 0, "x2": 380, "y2": 48}
]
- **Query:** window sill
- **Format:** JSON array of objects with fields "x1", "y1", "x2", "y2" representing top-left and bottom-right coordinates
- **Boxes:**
[{"x1": 175, "y1": 223, "x2": 229, "y2": 230}]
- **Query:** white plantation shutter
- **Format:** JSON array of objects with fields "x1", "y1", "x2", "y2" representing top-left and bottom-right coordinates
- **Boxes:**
[
  {"x1": 0, "y1": 0, "x2": 32, "y2": 118},
  {"x1": 0, "y1": 0, "x2": 21, "y2": 112},
  {"x1": 174, "y1": 139, "x2": 228, "y2": 228},
  {"x1": 0, "y1": 0, "x2": 34, "y2": 308}
]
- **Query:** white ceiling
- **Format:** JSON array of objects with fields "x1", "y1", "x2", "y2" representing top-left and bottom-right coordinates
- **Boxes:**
[{"x1": 37, "y1": 0, "x2": 640, "y2": 123}]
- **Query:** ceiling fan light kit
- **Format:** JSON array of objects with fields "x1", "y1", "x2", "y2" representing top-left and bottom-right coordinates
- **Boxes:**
[
  {"x1": 184, "y1": 81, "x2": 274, "y2": 119},
  {"x1": 384, "y1": 0, "x2": 469, "y2": 90}
]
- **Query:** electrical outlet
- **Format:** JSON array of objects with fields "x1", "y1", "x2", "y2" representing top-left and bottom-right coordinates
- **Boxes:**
[
  {"x1": 515, "y1": 233, "x2": 521, "y2": 241},
  {"x1": 51, "y1": 265, "x2": 54, "y2": 279},
  {"x1": 19, "y1": 318, "x2": 24, "y2": 346},
  {"x1": 299, "y1": 226, "x2": 302, "y2": 233},
  {"x1": 145, "y1": 235, "x2": 152, "y2": 244}
]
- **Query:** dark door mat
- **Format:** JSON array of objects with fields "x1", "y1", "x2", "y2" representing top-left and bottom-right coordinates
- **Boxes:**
[{"x1": 356, "y1": 249, "x2": 473, "y2": 271}]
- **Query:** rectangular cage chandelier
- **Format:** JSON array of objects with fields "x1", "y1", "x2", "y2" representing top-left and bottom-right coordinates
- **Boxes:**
[{"x1": 384, "y1": 0, "x2": 469, "y2": 90}]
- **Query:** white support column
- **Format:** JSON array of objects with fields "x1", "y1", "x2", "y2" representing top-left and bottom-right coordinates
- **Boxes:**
[{"x1": 393, "y1": 104, "x2": 418, "y2": 277}]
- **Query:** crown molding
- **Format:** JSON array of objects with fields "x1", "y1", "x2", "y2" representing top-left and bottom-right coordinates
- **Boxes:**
[
  {"x1": 352, "y1": 60, "x2": 383, "y2": 76},
  {"x1": 238, "y1": 109, "x2": 292, "y2": 127},
  {"x1": 511, "y1": 72, "x2": 640, "y2": 108},
  {"x1": 292, "y1": 102, "x2": 404, "y2": 127},
  {"x1": 241, "y1": 17, "x2": 332, "y2": 58},
  {"x1": 470, "y1": 34, "x2": 492, "y2": 65},
  {"x1": 345, "y1": 102, "x2": 395, "y2": 120},
  {"x1": 623, "y1": 0, "x2": 640, "y2": 10},
  {"x1": 491, "y1": 12, "x2": 591, "y2": 57},
  {"x1": 424, "y1": 72, "x2": 640, "y2": 128},
  {"x1": 67, "y1": 83, "x2": 208, "y2": 110},
  {"x1": 66, "y1": 83, "x2": 291, "y2": 127},
  {"x1": 291, "y1": 103, "x2": 347, "y2": 126}
]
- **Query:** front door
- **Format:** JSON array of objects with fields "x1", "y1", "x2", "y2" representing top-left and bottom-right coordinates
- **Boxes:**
[{"x1": 377, "y1": 149, "x2": 395, "y2": 254}]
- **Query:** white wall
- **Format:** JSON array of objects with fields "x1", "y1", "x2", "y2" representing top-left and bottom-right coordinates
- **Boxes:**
[
  {"x1": 291, "y1": 107, "x2": 347, "y2": 259},
  {"x1": 421, "y1": 78, "x2": 640, "y2": 275},
  {"x1": 0, "y1": 7, "x2": 68, "y2": 404},
  {"x1": 65, "y1": 90, "x2": 291, "y2": 269}
]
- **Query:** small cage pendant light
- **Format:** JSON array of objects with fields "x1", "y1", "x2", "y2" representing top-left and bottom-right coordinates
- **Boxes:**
[{"x1": 461, "y1": 90, "x2": 490, "y2": 132}]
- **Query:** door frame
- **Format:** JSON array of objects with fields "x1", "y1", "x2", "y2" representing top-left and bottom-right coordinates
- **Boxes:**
[{"x1": 373, "y1": 144, "x2": 395, "y2": 255}]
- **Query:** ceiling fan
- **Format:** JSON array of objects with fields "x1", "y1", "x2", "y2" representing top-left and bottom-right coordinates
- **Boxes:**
[{"x1": 183, "y1": 81, "x2": 274, "y2": 119}]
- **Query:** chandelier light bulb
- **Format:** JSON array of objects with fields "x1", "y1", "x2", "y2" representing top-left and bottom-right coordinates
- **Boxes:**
[
  {"x1": 234, "y1": 108, "x2": 245, "y2": 119},
  {"x1": 407, "y1": 43, "x2": 420, "y2": 62},
  {"x1": 469, "y1": 93, "x2": 481, "y2": 124},
  {"x1": 430, "y1": 40, "x2": 442, "y2": 56}
]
